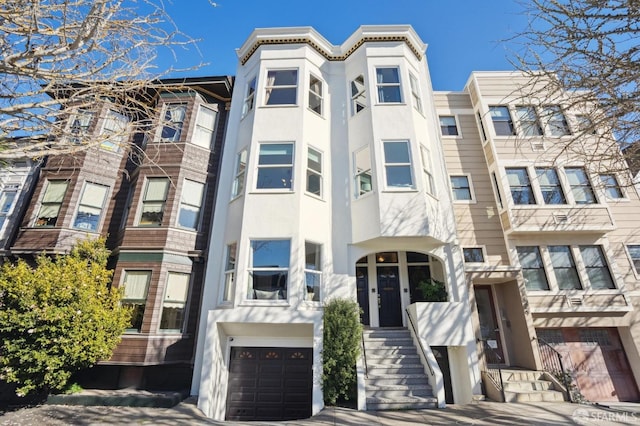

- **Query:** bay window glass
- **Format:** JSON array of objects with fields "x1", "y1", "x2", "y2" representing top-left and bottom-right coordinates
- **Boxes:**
[
  {"x1": 139, "y1": 178, "x2": 169, "y2": 226},
  {"x1": 306, "y1": 148, "x2": 322, "y2": 196},
  {"x1": 548, "y1": 246, "x2": 581, "y2": 290},
  {"x1": 542, "y1": 105, "x2": 570, "y2": 136},
  {"x1": 68, "y1": 109, "x2": 94, "y2": 144},
  {"x1": 409, "y1": 73, "x2": 422, "y2": 113},
  {"x1": 565, "y1": 167, "x2": 596, "y2": 204},
  {"x1": 265, "y1": 70, "x2": 298, "y2": 105},
  {"x1": 309, "y1": 75, "x2": 323, "y2": 115},
  {"x1": 350, "y1": 75, "x2": 367, "y2": 115},
  {"x1": 35, "y1": 180, "x2": 68, "y2": 227},
  {"x1": 515, "y1": 106, "x2": 543, "y2": 136},
  {"x1": 354, "y1": 146, "x2": 373, "y2": 196},
  {"x1": 160, "y1": 273, "x2": 189, "y2": 331},
  {"x1": 579, "y1": 245, "x2": 614, "y2": 289},
  {"x1": 100, "y1": 110, "x2": 128, "y2": 151},
  {"x1": 242, "y1": 77, "x2": 257, "y2": 116},
  {"x1": 489, "y1": 106, "x2": 515, "y2": 136},
  {"x1": 305, "y1": 242, "x2": 322, "y2": 302},
  {"x1": 600, "y1": 174, "x2": 623, "y2": 199},
  {"x1": 506, "y1": 168, "x2": 536, "y2": 205},
  {"x1": 73, "y1": 182, "x2": 109, "y2": 231},
  {"x1": 161, "y1": 103, "x2": 187, "y2": 142},
  {"x1": 122, "y1": 271, "x2": 151, "y2": 332},
  {"x1": 383, "y1": 141, "x2": 413, "y2": 188},
  {"x1": 627, "y1": 245, "x2": 640, "y2": 274},
  {"x1": 192, "y1": 105, "x2": 217, "y2": 148},
  {"x1": 420, "y1": 147, "x2": 435, "y2": 195},
  {"x1": 536, "y1": 168, "x2": 566, "y2": 204},
  {"x1": 257, "y1": 143, "x2": 294, "y2": 190},
  {"x1": 248, "y1": 240, "x2": 290, "y2": 300},
  {"x1": 223, "y1": 243, "x2": 237, "y2": 302},
  {"x1": 232, "y1": 150, "x2": 247, "y2": 198},
  {"x1": 517, "y1": 246, "x2": 549, "y2": 290},
  {"x1": 178, "y1": 179, "x2": 204, "y2": 229},
  {"x1": 376, "y1": 67, "x2": 402, "y2": 103}
]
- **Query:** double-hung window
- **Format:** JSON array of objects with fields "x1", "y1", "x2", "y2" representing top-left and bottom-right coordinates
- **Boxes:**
[
  {"x1": 223, "y1": 243, "x2": 237, "y2": 302},
  {"x1": 548, "y1": 246, "x2": 581, "y2": 289},
  {"x1": 248, "y1": 239, "x2": 290, "y2": 300},
  {"x1": 420, "y1": 147, "x2": 435, "y2": 195},
  {"x1": 350, "y1": 75, "x2": 367, "y2": 115},
  {"x1": 542, "y1": 106, "x2": 570, "y2": 136},
  {"x1": 439, "y1": 116, "x2": 459, "y2": 136},
  {"x1": 242, "y1": 77, "x2": 257, "y2": 117},
  {"x1": 306, "y1": 147, "x2": 322, "y2": 197},
  {"x1": 515, "y1": 106, "x2": 543, "y2": 136},
  {"x1": 68, "y1": 109, "x2": 94, "y2": 144},
  {"x1": 409, "y1": 73, "x2": 422, "y2": 113},
  {"x1": 308, "y1": 75, "x2": 323, "y2": 115},
  {"x1": 35, "y1": 180, "x2": 68, "y2": 227},
  {"x1": 305, "y1": 242, "x2": 322, "y2": 302},
  {"x1": 178, "y1": 179, "x2": 204, "y2": 230},
  {"x1": 579, "y1": 245, "x2": 614, "y2": 289},
  {"x1": 256, "y1": 143, "x2": 294, "y2": 190},
  {"x1": 565, "y1": 167, "x2": 596, "y2": 204},
  {"x1": 160, "y1": 103, "x2": 187, "y2": 142},
  {"x1": 265, "y1": 69, "x2": 298, "y2": 105},
  {"x1": 450, "y1": 175, "x2": 472, "y2": 201},
  {"x1": 0, "y1": 186, "x2": 17, "y2": 231},
  {"x1": 232, "y1": 150, "x2": 247, "y2": 198},
  {"x1": 122, "y1": 270, "x2": 151, "y2": 332},
  {"x1": 506, "y1": 168, "x2": 536, "y2": 205},
  {"x1": 376, "y1": 67, "x2": 402, "y2": 103},
  {"x1": 516, "y1": 246, "x2": 549, "y2": 290},
  {"x1": 489, "y1": 106, "x2": 515, "y2": 136},
  {"x1": 575, "y1": 115, "x2": 596, "y2": 134},
  {"x1": 383, "y1": 141, "x2": 413, "y2": 188},
  {"x1": 139, "y1": 178, "x2": 169, "y2": 226},
  {"x1": 160, "y1": 272, "x2": 189, "y2": 332},
  {"x1": 192, "y1": 105, "x2": 217, "y2": 148},
  {"x1": 463, "y1": 248, "x2": 485, "y2": 263},
  {"x1": 73, "y1": 182, "x2": 109, "y2": 231},
  {"x1": 354, "y1": 146, "x2": 373, "y2": 197},
  {"x1": 600, "y1": 174, "x2": 624, "y2": 199},
  {"x1": 535, "y1": 168, "x2": 566, "y2": 204},
  {"x1": 100, "y1": 110, "x2": 128, "y2": 152},
  {"x1": 627, "y1": 245, "x2": 640, "y2": 274}
]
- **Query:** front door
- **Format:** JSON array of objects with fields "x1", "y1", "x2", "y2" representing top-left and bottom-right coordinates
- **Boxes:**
[
  {"x1": 475, "y1": 286, "x2": 504, "y2": 364},
  {"x1": 377, "y1": 266, "x2": 402, "y2": 327}
]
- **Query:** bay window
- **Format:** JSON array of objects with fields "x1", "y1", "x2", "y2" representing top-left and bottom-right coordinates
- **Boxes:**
[
  {"x1": 178, "y1": 179, "x2": 204, "y2": 230},
  {"x1": 579, "y1": 245, "x2": 614, "y2": 289},
  {"x1": 376, "y1": 67, "x2": 402, "y2": 103},
  {"x1": 517, "y1": 246, "x2": 549, "y2": 290},
  {"x1": 139, "y1": 178, "x2": 169, "y2": 226},
  {"x1": 565, "y1": 167, "x2": 596, "y2": 204},
  {"x1": 350, "y1": 74, "x2": 367, "y2": 115},
  {"x1": 35, "y1": 180, "x2": 68, "y2": 227},
  {"x1": 100, "y1": 110, "x2": 128, "y2": 151},
  {"x1": 160, "y1": 103, "x2": 187, "y2": 142},
  {"x1": 256, "y1": 143, "x2": 294, "y2": 190},
  {"x1": 223, "y1": 243, "x2": 237, "y2": 302},
  {"x1": 122, "y1": 271, "x2": 151, "y2": 332},
  {"x1": 309, "y1": 75, "x2": 323, "y2": 115},
  {"x1": 506, "y1": 168, "x2": 536, "y2": 205},
  {"x1": 232, "y1": 150, "x2": 247, "y2": 198},
  {"x1": 192, "y1": 105, "x2": 217, "y2": 148},
  {"x1": 535, "y1": 168, "x2": 566, "y2": 204},
  {"x1": 73, "y1": 182, "x2": 109, "y2": 231},
  {"x1": 305, "y1": 242, "x2": 322, "y2": 302},
  {"x1": 306, "y1": 147, "x2": 322, "y2": 197},
  {"x1": 248, "y1": 239, "x2": 290, "y2": 300},
  {"x1": 265, "y1": 69, "x2": 298, "y2": 105},
  {"x1": 383, "y1": 140, "x2": 413, "y2": 188},
  {"x1": 549, "y1": 246, "x2": 581, "y2": 290},
  {"x1": 354, "y1": 146, "x2": 373, "y2": 197},
  {"x1": 160, "y1": 273, "x2": 190, "y2": 332}
]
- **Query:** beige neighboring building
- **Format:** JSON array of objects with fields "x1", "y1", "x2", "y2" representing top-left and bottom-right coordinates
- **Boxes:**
[{"x1": 436, "y1": 71, "x2": 640, "y2": 402}]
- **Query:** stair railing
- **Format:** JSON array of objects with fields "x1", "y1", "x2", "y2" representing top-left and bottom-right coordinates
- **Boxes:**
[
  {"x1": 361, "y1": 330, "x2": 369, "y2": 378},
  {"x1": 536, "y1": 337, "x2": 573, "y2": 403},
  {"x1": 405, "y1": 308, "x2": 434, "y2": 376},
  {"x1": 480, "y1": 339, "x2": 505, "y2": 402}
]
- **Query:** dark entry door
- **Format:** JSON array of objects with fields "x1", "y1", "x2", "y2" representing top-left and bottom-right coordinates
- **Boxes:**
[
  {"x1": 377, "y1": 266, "x2": 402, "y2": 327},
  {"x1": 226, "y1": 347, "x2": 312, "y2": 421},
  {"x1": 432, "y1": 346, "x2": 454, "y2": 404},
  {"x1": 356, "y1": 266, "x2": 370, "y2": 325},
  {"x1": 474, "y1": 286, "x2": 504, "y2": 364}
]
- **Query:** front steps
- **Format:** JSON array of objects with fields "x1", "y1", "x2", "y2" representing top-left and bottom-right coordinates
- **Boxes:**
[
  {"x1": 497, "y1": 369, "x2": 566, "y2": 402},
  {"x1": 362, "y1": 328, "x2": 438, "y2": 410}
]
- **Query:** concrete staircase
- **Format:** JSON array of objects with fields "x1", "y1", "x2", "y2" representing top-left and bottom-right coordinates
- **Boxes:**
[
  {"x1": 362, "y1": 328, "x2": 438, "y2": 410},
  {"x1": 499, "y1": 369, "x2": 566, "y2": 402}
]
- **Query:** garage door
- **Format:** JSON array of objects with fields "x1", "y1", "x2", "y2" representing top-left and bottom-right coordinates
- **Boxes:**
[{"x1": 225, "y1": 347, "x2": 313, "y2": 421}]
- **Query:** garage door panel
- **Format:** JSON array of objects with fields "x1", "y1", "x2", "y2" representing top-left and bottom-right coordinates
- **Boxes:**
[
  {"x1": 227, "y1": 392, "x2": 256, "y2": 403},
  {"x1": 256, "y1": 392, "x2": 284, "y2": 403}
]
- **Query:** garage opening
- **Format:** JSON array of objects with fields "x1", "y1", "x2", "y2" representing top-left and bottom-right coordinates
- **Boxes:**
[{"x1": 225, "y1": 347, "x2": 313, "y2": 421}]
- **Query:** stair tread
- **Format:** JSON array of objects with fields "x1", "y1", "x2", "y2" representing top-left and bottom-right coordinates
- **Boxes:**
[
  {"x1": 365, "y1": 384, "x2": 431, "y2": 390},
  {"x1": 366, "y1": 396, "x2": 437, "y2": 403}
]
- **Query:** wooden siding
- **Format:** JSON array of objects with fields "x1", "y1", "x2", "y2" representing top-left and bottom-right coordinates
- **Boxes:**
[{"x1": 503, "y1": 206, "x2": 615, "y2": 234}]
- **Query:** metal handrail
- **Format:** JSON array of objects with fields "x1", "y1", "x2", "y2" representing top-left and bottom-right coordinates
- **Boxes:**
[
  {"x1": 405, "y1": 308, "x2": 434, "y2": 376},
  {"x1": 480, "y1": 339, "x2": 505, "y2": 402},
  {"x1": 536, "y1": 337, "x2": 573, "y2": 403},
  {"x1": 361, "y1": 330, "x2": 369, "y2": 378}
]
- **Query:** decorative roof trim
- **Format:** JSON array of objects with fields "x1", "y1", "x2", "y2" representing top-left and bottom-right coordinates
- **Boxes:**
[{"x1": 240, "y1": 35, "x2": 423, "y2": 65}]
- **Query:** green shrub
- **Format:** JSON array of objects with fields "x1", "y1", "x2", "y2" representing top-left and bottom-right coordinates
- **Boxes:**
[
  {"x1": 416, "y1": 278, "x2": 447, "y2": 302},
  {"x1": 322, "y1": 298, "x2": 362, "y2": 405}
]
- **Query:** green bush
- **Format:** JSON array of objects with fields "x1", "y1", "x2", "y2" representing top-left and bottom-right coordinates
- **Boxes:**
[
  {"x1": 416, "y1": 278, "x2": 447, "y2": 302},
  {"x1": 322, "y1": 298, "x2": 362, "y2": 405},
  {"x1": 0, "y1": 238, "x2": 130, "y2": 396}
]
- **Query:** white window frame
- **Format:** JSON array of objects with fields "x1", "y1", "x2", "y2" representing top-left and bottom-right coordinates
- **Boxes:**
[
  {"x1": 489, "y1": 105, "x2": 515, "y2": 136},
  {"x1": 350, "y1": 74, "x2": 367, "y2": 116},
  {"x1": 625, "y1": 244, "x2": 640, "y2": 278},
  {"x1": 375, "y1": 67, "x2": 402, "y2": 104},
  {"x1": 515, "y1": 105, "x2": 543, "y2": 137},
  {"x1": 0, "y1": 183, "x2": 19, "y2": 233},
  {"x1": 308, "y1": 74, "x2": 323, "y2": 115},
  {"x1": 100, "y1": 109, "x2": 128, "y2": 152},
  {"x1": 247, "y1": 239, "x2": 291, "y2": 302},
  {"x1": 542, "y1": 105, "x2": 571, "y2": 136},
  {"x1": 535, "y1": 167, "x2": 567, "y2": 205},
  {"x1": 264, "y1": 69, "x2": 298, "y2": 106},
  {"x1": 67, "y1": 108, "x2": 94, "y2": 144},
  {"x1": 450, "y1": 174, "x2": 475, "y2": 202},
  {"x1": 564, "y1": 167, "x2": 598, "y2": 204},
  {"x1": 506, "y1": 167, "x2": 537, "y2": 205},
  {"x1": 72, "y1": 182, "x2": 109, "y2": 232},
  {"x1": 255, "y1": 142, "x2": 294, "y2": 191},
  {"x1": 177, "y1": 179, "x2": 205, "y2": 230},
  {"x1": 599, "y1": 174, "x2": 625, "y2": 200},
  {"x1": 306, "y1": 147, "x2": 323, "y2": 198},
  {"x1": 160, "y1": 103, "x2": 187, "y2": 142},
  {"x1": 122, "y1": 270, "x2": 151, "y2": 333},
  {"x1": 192, "y1": 105, "x2": 217, "y2": 148},
  {"x1": 231, "y1": 149, "x2": 248, "y2": 199},
  {"x1": 354, "y1": 146, "x2": 373, "y2": 198},
  {"x1": 159, "y1": 272, "x2": 190, "y2": 332},
  {"x1": 222, "y1": 242, "x2": 237, "y2": 303},
  {"x1": 439, "y1": 115, "x2": 459, "y2": 137},
  {"x1": 304, "y1": 241, "x2": 322, "y2": 302},
  {"x1": 578, "y1": 245, "x2": 615, "y2": 290},
  {"x1": 242, "y1": 76, "x2": 257, "y2": 117},
  {"x1": 409, "y1": 73, "x2": 422, "y2": 113},
  {"x1": 420, "y1": 146, "x2": 436, "y2": 196},
  {"x1": 383, "y1": 140, "x2": 414, "y2": 189},
  {"x1": 137, "y1": 177, "x2": 170, "y2": 226},
  {"x1": 516, "y1": 246, "x2": 550, "y2": 291}
]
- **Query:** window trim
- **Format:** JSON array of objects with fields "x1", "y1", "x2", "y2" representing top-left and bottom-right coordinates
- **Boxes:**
[
  {"x1": 625, "y1": 244, "x2": 640, "y2": 278},
  {"x1": 350, "y1": 74, "x2": 367, "y2": 116},
  {"x1": 375, "y1": 67, "x2": 403, "y2": 104},
  {"x1": 578, "y1": 245, "x2": 615, "y2": 290},
  {"x1": 409, "y1": 72, "x2": 423, "y2": 114},
  {"x1": 192, "y1": 104, "x2": 217, "y2": 149},
  {"x1": 382, "y1": 140, "x2": 414, "y2": 190},
  {"x1": 438, "y1": 115, "x2": 460, "y2": 137},
  {"x1": 516, "y1": 246, "x2": 550, "y2": 291},
  {"x1": 255, "y1": 142, "x2": 295, "y2": 191},
  {"x1": 506, "y1": 167, "x2": 537, "y2": 205},
  {"x1": 100, "y1": 109, "x2": 129, "y2": 152},
  {"x1": 308, "y1": 74, "x2": 323, "y2": 116},
  {"x1": 564, "y1": 167, "x2": 598, "y2": 205},
  {"x1": 306, "y1": 146, "x2": 323, "y2": 198},
  {"x1": 34, "y1": 180, "x2": 69, "y2": 227},
  {"x1": 246, "y1": 239, "x2": 291, "y2": 302},
  {"x1": 489, "y1": 105, "x2": 515, "y2": 136},
  {"x1": 159, "y1": 272, "x2": 190, "y2": 333},
  {"x1": 450, "y1": 174, "x2": 475, "y2": 203},
  {"x1": 264, "y1": 69, "x2": 298, "y2": 106},
  {"x1": 222, "y1": 242, "x2": 237, "y2": 303},
  {"x1": 72, "y1": 181, "x2": 109, "y2": 232},
  {"x1": 137, "y1": 177, "x2": 170, "y2": 227},
  {"x1": 304, "y1": 241, "x2": 322, "y2": 303},
  {"x1": 420, "y1": 146, "x2": 436, "y2": 197},
  {"x1": 548, "y1": 245, "x2": 582, "y2": 290},
  {"x1": 121, "y1": 270, "x2": 152, "y2": 333},
  {"x1": 599, "y1": 173, "x2": 625, "y2": 200},
  {"x1": 463, "y1": 247, "x2": 486, "y2": 264},
  {"x1": 535, "y1": 167, "x2": 567, "y2": 205},
  {"x1": 242, "y1": 76, "x2": 257, "y2": 117},
  {"x1": 542, "y1": 105, "x2": 571, "y2": 137},
  {"x1": 353, "y1": 145, "x2": 373, "y2": 198},
  {"x1": 177, "y1": 179, "x2": 205, "y2": 230},
  {"x1": 231, "y1": 149, "x2": 248, "y2": 199},
  {"x1": 515, "y1": 105, "x2": 543, "y2": 137},
  {"x1": 159, "y1": 103, "x2": 187, "y2": 143}
]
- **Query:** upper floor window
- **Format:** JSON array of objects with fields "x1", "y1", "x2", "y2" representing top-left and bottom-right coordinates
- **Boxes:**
[
  {"x1": 257, "y1": 143, "x2": 294, "y2": 190},
  {"x1": 100, "y1": 110, "x2": 128, "y2": 152},
  {"x1": 516, "y1": 246, "x2": 549, "y2": 290},
  {"x1": 306, "y1": 147, "x2": 322, "y2": 197},
  {"x1": 515, "y1": 106, "x2": 543, "y2": 136},
  {"x1": 350, "y1": 74, "x2": 367, "y2": 115},
  {"x1": 439, "y1": 116, "x2": 459, "y2": 136},
  {"x1": 506, "y1": 168, "x2": 536, "y2": 205},
  {"x1": 248, "y1": 239, "x2": 290, "y2": 300},
  {"x1": 565, "y1": 167, "x2": 597, "y2": 204},
  {"x1": 231, "y1": 150, "x2": 247, "y2": 198},
  {"x1": 0, "y1": 185, "x2": 18, "y2": 231},
  {"x1": 548, "y1": 245, "x2": 582, "y2": 290},
  {"x1": 305, "y1": 242, "x2": 322, "y2": 302},
  {"x1": 463, "y1": 247, "x2": 485, "y2": 263},
  {"x1": 354, "y1": 146, "x2": 373, "y2": 197},
  {"x1": 265, "y1": 69, "x2": 298, "y2": 105},
  {"x1": 450, "y1": 175, "x2": 473, "y2": 201},
  {"x1": 308, "y1": 75, "x2": 323, "y2": 115},
  {"x1": 627, "y1": 245, "x2": 640, "y2": 274},
  {"x1": 477, "y1": 111, "x2": 487, "y2": 141},
  {"x1": 242, "y1": 77, "x2": 257, "y2": 117},
  {"x1": 192, "y1": 105, "x2": 217, "y2": 148},
  {"x1": 72, "y1": 182, "x2": 109, "y2": 231},
  {"x1": 35, "y1": 180, "x2": 68, "y2": 227},
  {"x1": 575, "y1": 114, "x2": 596, "y2": 134},
  {"x1": 420, "y1": 147, "x2": 435, "y2": 195},
  {"x1": 139, "y1": 178, "x2": 169, "y2": 226},
  {"x1": 160, "y1": 272, "x2": 190, "y2": 332},
  {"x1": 409, "y1": 73, "x2": 422, "y2": 113},
  {"x1": 376, "y1": 67, "x2": 402, "y2": 103},
  {"x1": 489, "y1": 106, "x2": 515, "y2": 136},
  {"x1": 161, "y1": 103, "x2": 187, "y2": 142},
  {"x1": 600, "y1": 174, "x2": 624, "y2": 199},
  {"x1": 68, "y1": 109, "x2": 94, "y2": 144},
  {"x1": 535, "y1": 167, "x2": 566, "y2": 204},
  {"x1": 178, "y1": 179, "x2": 204, "y2": 230},
  {"x1": 223, "y1": 242, "x2": 237, "y2": 302},
  {"x1": 542, "y1": 106, "x2": 570, "y2": 136},
  {"x1": 383, "y1": 141, "x2": 413, "y2": 188},
  {"x1": 122, "y1": 270, "x2": 151, "y2": 332},
  {"x1": 579, "y1": 245, "x2": 614, "y2": 289}
]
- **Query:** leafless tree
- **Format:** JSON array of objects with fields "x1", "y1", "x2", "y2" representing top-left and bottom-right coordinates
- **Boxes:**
[
  {"x1": 0, "y1": 0, "x2": 206, "y2": 160},
  {"x1": 511, "y1": 0, "x2": 640, "y2": 180}
]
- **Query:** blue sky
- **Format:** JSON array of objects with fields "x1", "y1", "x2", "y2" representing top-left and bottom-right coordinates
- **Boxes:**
[{"x1": 159, "y1": 1, "x2": 529, "y2": 91}]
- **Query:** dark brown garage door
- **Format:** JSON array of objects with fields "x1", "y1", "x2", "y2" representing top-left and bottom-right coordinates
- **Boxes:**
[{"x1": 226, "y1": 347, "x2": 313, "y2": 421}]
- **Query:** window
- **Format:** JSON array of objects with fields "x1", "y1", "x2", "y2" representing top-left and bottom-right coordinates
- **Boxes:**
[
  {"x1": 192, "y1": 105, "x2": 217, "y2": 148},
  {"x1": 242, "y1": 77, "x2": 257, "y2": 116},
  {"x1": 565, "y1": 167, "x2": 596, "y2": 204},
  {"x1": 232, "y1": 150, "x2": 247, "y2": 198},
  {"x1": 450, "y1": 175, "x2": 472, "y2": 201},
  {"x1": 73, "y1": 182, "x2": 109, "y2": 231},
  {"x1": 68, "y1": 109, "x2": 94, "y2": 144},
  {"x1": 515, "y1": 106, "x2": 543, "y2": 136},
  {"x1": 626, "y1": 245, "x2": 640, "y2": 274},
  {"x1": 223, "y1": 243, "x2": 237, "y2": 302},
  {"x1": 160, "y1": 273, "x2": 189, "y2": 331},
  {"x1": 492, "y1": 172, "x2": 503, "y2": 209},
  {"x1": 383, "y1": 141, "x2": 413, "y2": 188},
  {"x1": 439, "y1": 116, "x2": 459, "y2": 136},
  {"x1": 256, "y1": 143, "x2": 294, "y2": 190},
  {"x1": 542, "y1": 106, "x2": 570, "y2": 136},
  {"x1": 0, "y1": 187, "x2": 18, "y2": 231},
  {"x1": 139, "y1": 178, "x2": 169, "y2": 226},
  {"x1": 376, "y1": 67, "x2": 402, "y2": 103},
  {"x1": 160, "y1": 103, "x2": 187, "y2": 142},
  {"x1": 100, "y1": 110, "x2": 128, "y2": 151},
  {"x1": 575, "y1": 114, "x2": 596, "y2": 134},
  {"x1": 506, "y1": 168, "x2": 536, "y2": 205},
  {"x1": 516, "y1": 246, "x2": 549, "y2": 290},
  {"x1": 265, "y1": 69, "x2": 298, "y2": 105},
  {"x1": 350, "y1": 75, "x2": 367, "y2": 115},
  {"x1": 306, "y1": 147, "x2": 322, "y2": 197},
  {"x1": 463, "y1": 248, "x2": 485, "y2": 263},
  {"x1": 489, "y1": 106, "x2": 515, "y2": 136},
  {"x1": 248, "y1": 240, "x2": 290, "y2": 300},
  {"x1": 178, "y1": 179, "x2": 204, "y2": 230},
  {"x1": 477, "y1": 112, "x2": 487, "y2": 141},
  {"x1": 548, "y1": 246, "x2": 581, "y2": 290},
  {"x1": 409, "y1": 73, "x2": 422, "y2": 113},
  {"x1": 354, "y1": 146, "x2": 373, "y2": 197},
  {"x1": 304, "y1": 242, "x2": 322, "y2": 302},
  {"x1": 535, "y1": 168, "x2": 566, "y2": 204},
  {"x1": 122, "y1": 271, "x2": 151, "y2": 332},
  {"x1": 420, "y1": 147, "x2": 435, "y2": 195},
  {"x1": 579, "y1": 245, "x2": 614, "y2": 289},
  {"x1": 600, "y1": 174, "x2": 624, "y2": 199},
  {"x1": 308, "y1": 74, "x2": 323, "y2": 115},
  {"x1": 35, "y1": 180, "x2": 68, "y2": 227}
]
